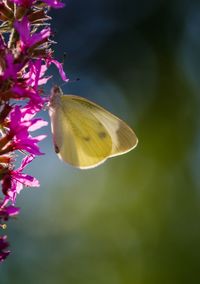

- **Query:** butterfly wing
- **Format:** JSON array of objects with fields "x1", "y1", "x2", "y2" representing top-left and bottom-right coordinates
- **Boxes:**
[
  {"x1": 65, "y1": 95, "x2": 138, "y2": 158},
  {"x1": 49, "y1": 93, "x2": 138, "y2": 169},
  {"x1": 49, "y1": 95, "x2": 113, "y2": 169}
]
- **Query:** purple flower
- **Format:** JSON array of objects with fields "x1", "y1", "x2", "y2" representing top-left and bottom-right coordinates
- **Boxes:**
[
  {"x1": 7, "y1": 106, "x2": 47, "y2": 155},
  {"x1": 0, "y1": 236, "x2": 10, "y2": 262},
  {"x1": 11, "y1": 84, "x2": 46, "y2": 108},
  {"x1": 10, "y1": 0, "x2": 65, "y2": 8},
  {"x1": 2, "y1": 155, "x2": 40, "y2": 204},
  {"x1": 10, "y1": 0, "x2": 35, "y2": 7},
  {"x1": 42, "y1": 0, "x2": 65, "y2": 8},
  {"x1": 0, "y1": 0, "x2": 67, "y2": 263},
  {"x1": 0, "y1": 205, "x2": 20, "y2": 221},
  {"x1": 0, "y1": 53, "x2": 22, "y2": 81},
  {"x1": 48, "y1": 59, "x2": 69, "y2": 82},
  {"x1": 14, "y1": 17, "x2": 51, "y2": 51},
  {"x1": 24, "y1": 59, "x2": 52, "y2": 88}
]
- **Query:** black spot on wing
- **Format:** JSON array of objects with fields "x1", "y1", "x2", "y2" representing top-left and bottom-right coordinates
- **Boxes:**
[
  {"x1": 83, "y1": 136, "x2": 91, "y2": 142},
  {"x1": 98, "y1": 132, "x2": 107, "y2": 139}
]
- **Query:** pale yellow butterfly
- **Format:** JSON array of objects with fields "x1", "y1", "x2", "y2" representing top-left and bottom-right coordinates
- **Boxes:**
[{"x1": 49, "y1": 86, "x2": 138, "y2": 169}]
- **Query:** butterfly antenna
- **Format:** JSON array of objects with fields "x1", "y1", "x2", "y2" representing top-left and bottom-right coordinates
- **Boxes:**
[
  {"x1": 61, "y1": 52, "x2": 80, "y2": 86},
  {"x1": 60, "y1": 77, "x2": 80, "y2": 88}
]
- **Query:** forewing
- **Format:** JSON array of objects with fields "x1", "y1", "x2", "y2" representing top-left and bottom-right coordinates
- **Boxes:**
[
  {"x1": 66, "y1": 95, "x2": 138, "y2": 157},
  {"x1": 50, "y1": 96, "x2": 113, "y2": 169}
]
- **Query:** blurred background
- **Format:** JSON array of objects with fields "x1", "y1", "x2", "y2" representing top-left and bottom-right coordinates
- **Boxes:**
[{"x1": 1, "y1": 0, "x2": 200, "y2": 283}]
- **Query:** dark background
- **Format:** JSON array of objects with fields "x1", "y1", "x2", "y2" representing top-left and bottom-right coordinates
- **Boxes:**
[{"x1": 1, "y1": 0, "x2": 200, "y2": 283}]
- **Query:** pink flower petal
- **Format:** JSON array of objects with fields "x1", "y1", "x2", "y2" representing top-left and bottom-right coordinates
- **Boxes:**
[
  {"x1": 19, "y1": 155, "x2": 35, "y2": 171},
  {"x1": 14, "y1": 173, "x2": 40, "y2": 188},
  {"x1": 14, "y1": 17, "x2": 51, "y2": 50},
  {"x1": 28, "y1": 119, "x2": 48, "y2": 132},
  {"x1": 50, "y1": 59, "x2": 69, "y2": 82},
  {"x1": 43, "y1": 0, "x2": 65, "y2": 8}
]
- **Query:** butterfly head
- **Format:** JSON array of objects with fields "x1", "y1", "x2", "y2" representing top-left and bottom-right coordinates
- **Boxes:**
[{"x1": 49, "y1": 86, "x2": 63, "y2": 107}]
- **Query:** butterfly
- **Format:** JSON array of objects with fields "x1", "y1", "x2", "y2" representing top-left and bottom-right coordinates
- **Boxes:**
[{"x1": 49, "y1": 86, "x2": 138, "y2": 169}]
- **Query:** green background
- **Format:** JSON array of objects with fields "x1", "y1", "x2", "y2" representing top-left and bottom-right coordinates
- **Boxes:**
[{"x1": 1, "y1": 0, "x2": 200, "y2": 283}]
